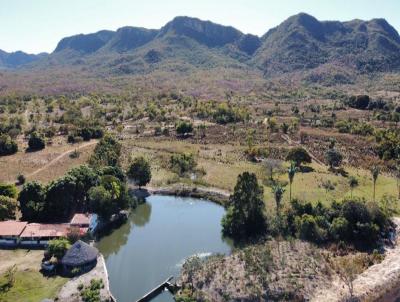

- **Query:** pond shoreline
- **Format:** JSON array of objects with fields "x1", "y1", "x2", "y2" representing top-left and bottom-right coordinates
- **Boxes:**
[{"x1": 131, "y1": 184, "x2": 230, "y2": 206}]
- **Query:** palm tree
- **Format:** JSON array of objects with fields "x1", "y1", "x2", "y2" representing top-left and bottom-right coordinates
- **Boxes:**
[
  {"x1": 348, "y1": 176, "x2": 359, "y2": 198},
  {"x1": 272, "y1": 185, "x2": 286, "y2": 216},
  {"x1": 287, "y1": 162, "x2": 297, "y2": 202},
  {"x1": 371, "y1": 166, "x2": 380, "y2": 202}
]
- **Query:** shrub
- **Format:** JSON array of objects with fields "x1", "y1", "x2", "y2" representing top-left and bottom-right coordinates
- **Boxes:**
[
  {"x1": 0, "y1": 183, "x2": 18, "y2": 198},
  {"x1": 170, "y1": 153, "x2": 197, "y2": 176},
  {"x1": 47, "y1": 238, "x2": 70, "y2": 260},
  {"x1": 0, "y1": 196, "x2": 17, "y2": 220},
  {"x1": 176, "y1": 121, "x2": 193, "y2": 136},
  {"x1": 347, "y1": 95, "x2": 370, "y2": 110},
  {"x1": 325, "y1": 148, "x2": 343, "y2": 169},
  {"x1": 17, "y1": 174, "x2": 26, "y2": 185},
  {"x1": 28, "y1": 132, "x2": 45, "y2": 151},
  {"x1": 0, "y1": 134, "x2": 18, "y2": 156},
  {"x1": 330, "y1": 217, "x2": 349, "y2": 240},
  {"x1": 295, "y1": 214, "x2": 326, "y2": 243}
]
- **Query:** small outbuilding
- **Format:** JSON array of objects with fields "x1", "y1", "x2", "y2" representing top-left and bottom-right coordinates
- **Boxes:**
[{"x1": 61, "y1": 240, "x2": 98, "y2": 275}]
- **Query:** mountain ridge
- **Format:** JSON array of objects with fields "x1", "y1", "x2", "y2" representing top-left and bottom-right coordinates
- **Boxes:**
[{"x1": 1, "y1": 13, "x2": 400, "y2": 84}]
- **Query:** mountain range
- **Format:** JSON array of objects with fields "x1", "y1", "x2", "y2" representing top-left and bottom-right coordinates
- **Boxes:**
[{"x1": 1, "y1": 13, "x2": 400, "y2": 91}]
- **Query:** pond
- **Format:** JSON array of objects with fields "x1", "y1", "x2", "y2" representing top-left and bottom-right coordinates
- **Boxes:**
[{"x1": 96, "y1": 194, "x2": 232, "y2": 302}]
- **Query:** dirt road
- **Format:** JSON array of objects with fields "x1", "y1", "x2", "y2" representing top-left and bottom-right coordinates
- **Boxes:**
[{"x1": 26, "y1": 140, "x2": 97, "y2": 179}]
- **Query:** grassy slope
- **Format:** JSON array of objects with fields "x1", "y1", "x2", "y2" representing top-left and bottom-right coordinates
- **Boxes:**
[
  {"x1": 0, "y1": 250, "x2": 68, "y2": 302},
  {"x1": 121, "y1": 138, "x2": 398, "y2": 211},
  {"x1": 0, "y1": 271, "x2": 68, "y2": 302}
]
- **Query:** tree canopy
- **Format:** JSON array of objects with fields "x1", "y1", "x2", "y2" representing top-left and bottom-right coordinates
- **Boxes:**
[
  {"x1": 286, "y1": 147, "x2": 312, "y2": 167},
  {"x1": 222, "y1": 172, "x2": 266, "y2": 238},
  {"x1": 127, "y1": 156, "x2": 151, "y2": 188}
]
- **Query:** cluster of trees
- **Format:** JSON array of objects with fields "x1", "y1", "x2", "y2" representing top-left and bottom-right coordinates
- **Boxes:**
[
  {"x1": 346, "y1": 95, "x2": 390, "y2": 111},
  {"x1": 335, "y1": 120, "x2": 374, "y2": 136},
  {"x1": 221, "y1": 169, "x2": 390, "y2": 249},
  {"x1": 68, "y1": 126, "x2": 104, "y2": 143},
  {"x1": 283, "y1": 198, "x2": 390, "y2": 247},
  {"x1": 20, "y1": 135, "x2": 133, "y2": 222},
  {"x1": 19, "y1": 165, "x2": 131, "y2": 222},
  {"x1": 0, "y1": 183, "x2": 18, "y2": 221},
  {"x1": 196, "y1": 101, "x2": 249, "y2": 124}
]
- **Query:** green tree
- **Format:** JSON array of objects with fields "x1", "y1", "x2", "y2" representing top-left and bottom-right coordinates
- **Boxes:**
[
  {"x1": 0, "y1": 134, "x2": 18, "y2": 156},
  {"x1": 89, "y1": 175, "x2": 131, "y2": 220},
  {"x1": 28, "y1": 132, "x2": 45, "y2": 151},
  {"x1": 371, "y1": 166, "x2": 380, "y2": 202},
  {"x1": 45, "y1": 175, "x2": 77, "y2": 220},
  {"x1": 287, "y1": 162, "x2": 297, "y2": 202},
  {"x1": 89, "y1": 134, "x2": 121, "y2": 168},
  {"x1": 0, "y1": 196, "x2": 17, "y2": 220},
  {"x1": 128, "y1": 156, "x2": 152, "y2": 189},
  {"x1": 325, "y1": 148, "x2": 343, "y2": 170},
  {"x1": 286, "y1": 147, "x2": 312, "y2": 167},
  {"x1": 221, "y1": 172, "x2": 266, "y2": 238},
  {"x1": 348, "y1": 176, "x2": 359, "y2": 198},
  {"x1": 0, "y1": 183, "x2": 18, "y2": 198},
  {"x1": 66, "y1": 165, "x2": 99, "y2": 209},
  {"x1": 88, "y1": 186, "x2": 113, "y2": 219},
  {"x1": 18, "y1": 181, "x2": 46, "y2": 222},
  {"x1": 47, "y1": 238, "x2": 70, "y2": 260}
]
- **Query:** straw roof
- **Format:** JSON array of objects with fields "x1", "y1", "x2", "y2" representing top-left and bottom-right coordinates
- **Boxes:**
[{"x1": 61, "y1": 240, "x2": 98, "y2": 266}]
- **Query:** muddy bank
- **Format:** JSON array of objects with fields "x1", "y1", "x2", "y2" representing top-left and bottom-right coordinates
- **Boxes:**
[
  {"x1": 312, "y1": 217, "x2": 400, "y2": 302},
  {"x1": 130, "y1": 184, "x2": 230, "y2": 205}
]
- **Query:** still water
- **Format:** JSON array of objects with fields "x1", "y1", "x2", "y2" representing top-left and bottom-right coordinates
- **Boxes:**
[{"x1": 96, "y1": 195, "x2": 232, "y2": 302}]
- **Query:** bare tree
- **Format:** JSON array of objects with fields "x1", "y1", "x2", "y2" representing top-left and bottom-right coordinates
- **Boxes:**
[
  {"x1": 265, "y1": 158, "x2": 283, "y2": 182},
  {"x1": 333, "y1": 256, "x2": 364, "y2": 301}
]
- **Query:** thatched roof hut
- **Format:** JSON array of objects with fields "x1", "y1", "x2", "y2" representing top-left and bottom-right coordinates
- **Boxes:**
[{"x1": 61, "y1": 240, "x2": 98, "y2": 274}]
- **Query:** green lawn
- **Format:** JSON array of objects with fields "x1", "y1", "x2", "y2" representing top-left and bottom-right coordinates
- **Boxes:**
[{"x1": 0, "y1": 270, "x2": 68, "y2": 302}]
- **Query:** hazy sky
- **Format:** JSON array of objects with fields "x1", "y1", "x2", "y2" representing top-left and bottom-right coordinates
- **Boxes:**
[{"x1": 1, "y1": 0, "x2": 399, "y2": 54}]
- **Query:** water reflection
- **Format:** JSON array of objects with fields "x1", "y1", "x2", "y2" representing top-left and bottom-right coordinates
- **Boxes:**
[
  {"x1": 131, "y1": 202, "x2": 152, "y2": 227},
  {"x1": 96, "y1": 195, "x2": 232, "y2": 302}
]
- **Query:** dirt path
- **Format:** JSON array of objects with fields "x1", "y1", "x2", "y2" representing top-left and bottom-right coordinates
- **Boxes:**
[
  {"x1": 26, "y1": 140, "x2": 97, "y2": 179},
  {"x1": 281, "y1": 134, "x2": 326, "y2": 167},
  {"x1": 312, "y1": 217, "x2": 400, "y2": 302}
]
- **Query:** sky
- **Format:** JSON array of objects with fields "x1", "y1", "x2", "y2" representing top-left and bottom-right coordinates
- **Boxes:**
[{"x1": 0, "y1": 0, "x2": 399, "y2": 54}]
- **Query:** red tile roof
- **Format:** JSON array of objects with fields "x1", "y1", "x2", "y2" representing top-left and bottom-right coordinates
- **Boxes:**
[
  {"x1": 20, "y1": 223, "x2": 70, "y2": 238},
  {"x1": 0, "y1": 221, "x2": 28, "y2": 237},
  {"x1": 70, "y1": 213, "x2": 91, "y2": 226}
]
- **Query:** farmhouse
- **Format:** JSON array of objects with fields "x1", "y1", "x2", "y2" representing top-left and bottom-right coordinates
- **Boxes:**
[
  {"x1": 0, "y1": 221, "x2": 28, "y2": 247},
  {"x1": 61, "y1": 240, "x2": 98, "y2": 274},
  {"x1": 20, "y1": 223, "x2": 70, "y2": 247}
]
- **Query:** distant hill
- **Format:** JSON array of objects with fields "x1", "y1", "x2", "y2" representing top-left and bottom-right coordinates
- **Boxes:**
[
  {"x1": 0, "y1": 50, "x2": 46, "y2": 69},
  {"x1": 253, "y1": 13, "x2": 400, "y2": 76},
  {"x1": 1, "y1": 14, "x2": 400, "y2": 93}
]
